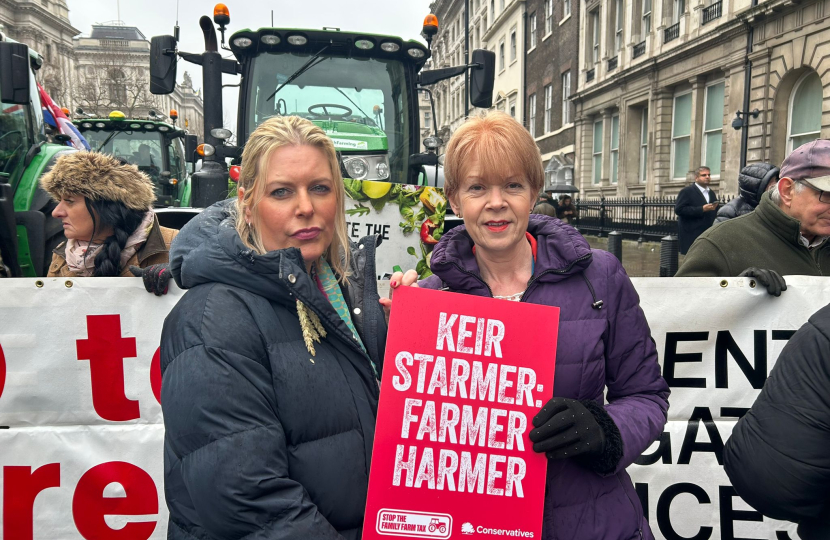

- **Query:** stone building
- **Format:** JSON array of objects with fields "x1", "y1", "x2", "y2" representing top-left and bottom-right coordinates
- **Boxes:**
[
  {"x1": 571, "y1": 0, "x2": 830, "y2": 198},
  {"x1": 0, "y1": 0, "x2": 79, "y2": 107},
  {"x1": 525, "y1": 0, "x2": 580, "y2": 189}
]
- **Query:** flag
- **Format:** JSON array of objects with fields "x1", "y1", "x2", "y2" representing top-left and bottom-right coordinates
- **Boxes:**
[{"x1": 37, "y1": 83, "x2": 90, "y2": 151}]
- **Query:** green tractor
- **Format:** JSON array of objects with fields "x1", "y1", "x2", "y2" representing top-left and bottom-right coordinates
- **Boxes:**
[
  {"x1": 74, "y1": 110, "x2": 197, "y2": 208},
  {"x1": 149, "y1": 5, "x2": 495, "y2": 207},
  {"x1": 0, "y1": 34, "x2": 76, "y2": 277}
]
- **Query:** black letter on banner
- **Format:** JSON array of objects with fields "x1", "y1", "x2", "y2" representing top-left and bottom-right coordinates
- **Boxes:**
[
  {"x1": 635, "y1": 432, "x2": 672, "y2": 465},
  {"x1": 715, "y1": 331, "x2": 767, "y2": 389},
  {"x1": 635, "y1": 483, "x2": 649, "y2": 521},
  {"x1": 664, "y1": 332, "x2": 709, "y2": 388},
  {"x1": 656, "y1": 483, "x2": 713, "y2": 540},
  {"x1": 772, "y1": 330, "x2": 796, "y2": 342},
  {"x1": 719, "y1": 485, "x2": 763, "y2": 540},
  {"x1": 678, "y1": 407, "x2": 724, "y2": 465},
  {"x1": 775, "y1": 532, "x2": 795, "y2": 540},
  {"x1": 720, "y1": 407, "x2": 750, "y2": 420}
]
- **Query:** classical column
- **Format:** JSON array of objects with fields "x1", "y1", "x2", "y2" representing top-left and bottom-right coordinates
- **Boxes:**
[{"x1": 687, "y1": 76, "x2": 705, "y2": 182}]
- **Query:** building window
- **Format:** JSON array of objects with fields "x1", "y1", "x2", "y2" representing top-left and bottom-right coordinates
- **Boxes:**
[
  {"x1": 788, "y1": 71, "x2": 822, "y2": 153},
  {"x1": 499, "y1": 39, "x2": 505, "y2": 70},
  {"x1": 593, "y1": 119, "x2": 604, "y2": 185},
  {"x1": 591, "y1": 10, "x2": 600, "y2": 64},
  {"x1": 491, "y1": 0, "x2": 495, "y2": 21},
  {"x1": 564, "y1": 0, "x2": 571, "y2": 18},
  {"x1": 530, "y1": 13, "x2": 537, "y2": 49},
  {"x1": 510, "y1": 27, "x2": 517, "y2": 61},
  {"x1": 544, "y1": 85, "x2": 552, "y2": 133},
  {"x1": 673, "y1": 0, "x2": 685, "y2": 23},
  {"x1": 642, "y1": 0, "x2": 652, "y2": 37},
  {"x1": 702, "y1": 81, "x2": 724, "y2": 176},
  {"x1": 546, "y1": 0, "x2": 554, "y2": 34},
  {"x1": 562, "y1": 71, "x2": 572, "y2": 125},
  {"x1": 529, "y1": 93, "x2": 537, "y2": 138},
  {"x1": 509, "y1": 98, "x2": 516, "y2": 118},
  {"x1": 424, "y1": 111, "x2": 431, "y2": 129},
  {"x1": 671, "y1": 92, "x2": 692, "y2": 179},
  {"x1": 500, "y1": 0, "x2": 505, "y2": 11},
  {"x1": 639, "y1": 108, "x2": 649, "y2": 183},
  {"x1": 109, "y1": 69, "x2": 127, "y2": 104},
  {"x1": 615, "y1": 0, "x2": 624, "y2": 52},
  {"x1": 610, "y1": 114, "x2": 620, "y2": 184}
]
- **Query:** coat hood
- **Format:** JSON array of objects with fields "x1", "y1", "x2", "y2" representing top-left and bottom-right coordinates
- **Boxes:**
[
  {"x1": 428, "y1": 214, "x2": 593, "y2": 294},
  {"x1": 738, "y1": 163, "x2": 779, "y2": 206},
  {"x1": 40, "y1": 151, "x2": 156, "y2": 211},
  {"x1": 170, "y1": 199, "x2": 311, "y2": 305}
]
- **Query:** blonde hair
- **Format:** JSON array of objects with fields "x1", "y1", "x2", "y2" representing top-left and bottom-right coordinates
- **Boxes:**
[
  {"x1": 443, "y1": 111, "x2": 544, "y2": 200},
  {"x1": 235, "y1": 116, "x2": 351, "y2": 282}
]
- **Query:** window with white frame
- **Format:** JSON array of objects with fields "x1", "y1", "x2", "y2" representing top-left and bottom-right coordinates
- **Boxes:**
[
  {"x1": 424, "y1": 111, "x2": 431, "y2": 128},
  {"x1": 564, "y1": 0, "x2": 571, "y2": 18},
  {"x1": 530, "y1": 13, "x2": 537, "y2": 48},
  {"x1": 499, "y1": 39, "x2": 505, "y2": 70},
  {"x1": 591, "y1": 10, "x2": 600, "y2": 64},
  {"x1": 491, "y1": 0, "x2": 495, "y2": 21},
  {"x1": 615, "y1": 0, "x2": 624, "y2": 52},
  {"x1": 500, "y1": 0, "x2": 505, "y2": 11},
  {"x1": 544, "y1": 85, "x2": 553, "y2": 133},
  {"x1": 671, "y1": 92, "x2": 692, "y2": 179},
  {"x1": 702, "y1": 81, "x2": 724, "y2": 176},
  {"x1": 610, "y1": 114, "x2": 620, "y2": 184},
  {"x1": 510, "y1": 27, "x2": 517, "y2": 61},
  {"x1": 562, "y1": 71, "x2": 572, "y2": 125},
  {"x1": 593, "y1": 119, "x2": 604, "y2": 185},
  {"x1": 509, "y1": 98, "x2": 516, "y2": 118},
  {"x1": 788, "y1": 71, "x2": 822, "y2": 153},
  {"x1": 639, "y1": 108, "x2": 649, "y2": 183},
  {"x1": 546, "y1": 0, "x2": 554, "y2": 34},
  {"x1": 529, "y1": 93, "x2": 537, "y2": 137},
  {"x1": 642, "y1": 0, "x2": 652, "y2": 38}
]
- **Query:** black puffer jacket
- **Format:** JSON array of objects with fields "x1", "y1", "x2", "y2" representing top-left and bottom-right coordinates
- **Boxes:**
[
  {"x1": 715, "y1": 163, "x2": 779, "y2": 224},
  {"x1": 723, "y1": 304, "x2": 830, "y2": 540},
  {"x1": 161, "y1": 200, "x2": 387, "y2": 540}
]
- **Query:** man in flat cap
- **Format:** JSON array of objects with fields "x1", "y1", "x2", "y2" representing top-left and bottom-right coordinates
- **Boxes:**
[{"x1": 677, "y1": 139, "x2": 830, "y2": 295}]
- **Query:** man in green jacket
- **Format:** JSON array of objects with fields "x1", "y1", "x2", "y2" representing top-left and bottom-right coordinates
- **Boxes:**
[{"x1": 677, "y1": 139, "x2": 830, "y2": 295}]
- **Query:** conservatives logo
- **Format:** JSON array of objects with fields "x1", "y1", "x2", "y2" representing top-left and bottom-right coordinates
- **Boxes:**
[{"x1": 459, "y1": 523, "x2": 535, "y2": 538}]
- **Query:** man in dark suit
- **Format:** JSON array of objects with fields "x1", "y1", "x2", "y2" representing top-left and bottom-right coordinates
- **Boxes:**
[{"x1": 675, "y1": 167, "x2": 719, "y2": 254}]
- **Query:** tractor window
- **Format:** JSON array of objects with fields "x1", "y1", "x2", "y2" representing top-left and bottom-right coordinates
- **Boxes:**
[
  {"x1": 0, "y1": 100, "x2": 33, "y2": 185},
  {"x1": 167, "y1": 137, "x2": 186, "y2": 181},
  {"x1": 248, "y1": 53, "x2": 412, "y2": 183}
]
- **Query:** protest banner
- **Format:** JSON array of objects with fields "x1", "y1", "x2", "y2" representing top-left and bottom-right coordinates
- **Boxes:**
[
  {"x1": 0, "y1": 275, "x2": 827, "y2": 539},
  {"x1": 362, "y1": 286, "x2": 559, "y2": 540}
]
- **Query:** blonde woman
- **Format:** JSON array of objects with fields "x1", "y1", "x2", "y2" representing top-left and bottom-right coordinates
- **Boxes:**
[{"x1": 160, "y1": 116, "x2": 387, "y2": 540}]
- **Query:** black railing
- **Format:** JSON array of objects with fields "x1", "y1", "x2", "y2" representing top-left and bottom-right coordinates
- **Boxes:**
[
  {"x1": 664, "y1": 22, "x2": 680, "y2": 43},
  {"x1": 573, "y1": 194, "x2": 736, "y2": 241},
  {"x1": 608, "y1": 56, "x2": 618, "y2": 71},
  {"x1": 702, "y1": 0, "x2": 723, "y2": 24},
  {"x1": 633, "y1": 41, "x2": 646, "y2": 58},
  {"x1": 586, "y1": 68, "x2": 596, "y2": 82}
]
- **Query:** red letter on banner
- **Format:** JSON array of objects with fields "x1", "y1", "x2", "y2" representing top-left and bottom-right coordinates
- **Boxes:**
[
  {"x1": 76, "y1": 315, "x2": 140, "y2": 421},
  {"x1": 72, "y1": 461, "x2": 158, "y2": 539},
  {"x1": 3, "y1": 463, "x2": 61, "y2": 540}
]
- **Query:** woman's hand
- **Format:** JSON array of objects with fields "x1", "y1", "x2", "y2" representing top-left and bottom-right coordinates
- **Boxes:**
[
  {"x1": 379, "y1": 269, "x2": 419, "y2": 323},
  {"x1": 529, "y1": 397, "x2": 605, "y2": 459}
]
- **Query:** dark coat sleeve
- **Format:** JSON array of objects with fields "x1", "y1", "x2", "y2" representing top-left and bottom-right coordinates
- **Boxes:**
[
  {"x1": 161, "y1": 286, "x2": 344, "y2": 540},
  {"x1": 674, "y1": 237, "x2": 733, "y2": 277},
  {"x1": 723, "y1": 305, "x2": 830, "y2": 524},
  {"x1": 600, "y1": 253, "x2": 671, "y2": 473},
  {"x1": 674, "y1": 186, "x2": 704, "y2": 218},
  {"x1": 715, "y1": 199, "x2": 739, "y2": 224}
]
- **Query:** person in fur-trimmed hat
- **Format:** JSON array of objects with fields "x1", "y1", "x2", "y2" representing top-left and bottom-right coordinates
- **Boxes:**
[{"x1": 42, "y1": 151, "x2": 178, "y2": 294}]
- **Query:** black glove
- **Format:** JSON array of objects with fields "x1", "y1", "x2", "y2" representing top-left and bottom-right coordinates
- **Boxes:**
[
  {"x1": 529, "y1": 397, "x2": 623, "y2": 474},
  {"x1": 129, "y1": 264, "x2": 171, "y2": 296},
  {"x1": 738, "y1": 267, "x2": 787, "y2": 297}
]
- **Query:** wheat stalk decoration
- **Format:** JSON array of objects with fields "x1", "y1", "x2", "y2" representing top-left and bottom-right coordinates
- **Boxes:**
[{"x1": 297, "y1": 299, "x2": 327, "y2": 356}]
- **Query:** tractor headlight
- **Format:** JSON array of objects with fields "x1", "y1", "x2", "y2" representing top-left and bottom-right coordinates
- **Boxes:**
[
  {"x1": 376, "y1": 161, "x2": 389, "y2": 179},
  {"x1": 344, "y1": 157, "x2": 369, "y2": 180}
]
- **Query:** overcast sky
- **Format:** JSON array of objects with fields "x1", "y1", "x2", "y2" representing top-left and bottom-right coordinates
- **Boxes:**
[{"x1": 65, "y1": 0, "x2": 433, "y2": 129}]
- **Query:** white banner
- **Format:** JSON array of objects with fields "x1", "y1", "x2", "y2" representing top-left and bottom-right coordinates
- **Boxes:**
[{"x1": 1, "y1": 276, "x2": 826, "y2": 539}]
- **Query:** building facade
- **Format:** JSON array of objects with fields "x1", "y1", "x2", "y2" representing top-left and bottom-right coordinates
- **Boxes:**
[
  {"x1": 0, "y1": 0, "x2": 79, "y2": 107},
  {"x1": 572, "y1": 0, "x2": 830, "y2": 197},
  {"x1": 525, "y1": 0, "x2": 580, "y2": 189}
]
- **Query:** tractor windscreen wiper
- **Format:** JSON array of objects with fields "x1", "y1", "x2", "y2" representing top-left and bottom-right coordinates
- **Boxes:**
[{"x1": 266, "y1": 44, "x2": 331, "y2": 102}]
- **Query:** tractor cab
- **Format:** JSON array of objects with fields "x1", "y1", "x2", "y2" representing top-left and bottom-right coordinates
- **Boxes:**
[{"x1": 74, "y1": 110, "x2": 195, "y2": 207}]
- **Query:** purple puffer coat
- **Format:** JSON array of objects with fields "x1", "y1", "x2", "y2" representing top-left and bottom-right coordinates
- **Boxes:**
[{"x1": 420, "y1": 215, "x2": 669, "y2": 540}]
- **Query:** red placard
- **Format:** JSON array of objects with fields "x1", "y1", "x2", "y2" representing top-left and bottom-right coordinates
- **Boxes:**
[{"x1": 364, "y1": 286, "x2": 559, "y2": 540}]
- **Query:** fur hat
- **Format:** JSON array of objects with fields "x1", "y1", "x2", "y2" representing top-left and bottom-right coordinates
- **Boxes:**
[{"x1": 40, "y1": 151, "x2": 155, "y2": 211}]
